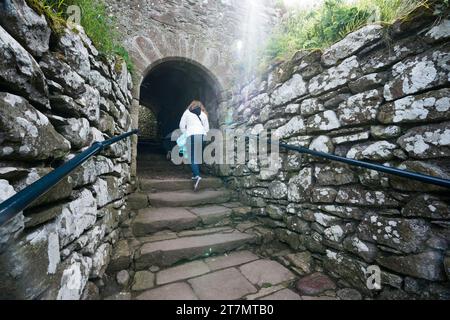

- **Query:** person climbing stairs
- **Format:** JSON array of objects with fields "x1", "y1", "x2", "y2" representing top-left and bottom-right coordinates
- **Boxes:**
[{"x1": 100, "y1": 152, "x2": 309, "y2": 300}]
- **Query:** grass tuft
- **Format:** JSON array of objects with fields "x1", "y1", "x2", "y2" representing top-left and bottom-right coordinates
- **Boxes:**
[
  {"x1": 26, "y1": 0, "x2": 67, "y2": 35},
  {"x1": 26, "y1": 0, "x2": 134, "y2": 73},
  {"x1": 263, "y1": 0, "x2": 436, "y2": 64}
]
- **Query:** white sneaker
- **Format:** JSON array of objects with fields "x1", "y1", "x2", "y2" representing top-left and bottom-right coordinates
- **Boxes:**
[{"x1": 194, "y1": 176, "x2": 202, "y2": 191}]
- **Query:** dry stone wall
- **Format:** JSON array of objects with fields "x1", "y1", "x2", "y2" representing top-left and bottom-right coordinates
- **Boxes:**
[
  {"x1": 106, "y1": 0, "x2": 279, "y2": 92},
  {"x1": 0, "y1": 0, "x2": 134, "y2": 299},
  {"x1": 217, "y1": 8, "x2": 450, "y2": 299}
]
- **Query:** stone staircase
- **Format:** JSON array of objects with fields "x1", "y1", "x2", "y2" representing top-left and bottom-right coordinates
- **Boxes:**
[
  {"x1": 98, "y1": 146, "x2": 352, "y2": 300},
  {"x1": 99, "y1": 149, "x2": 344, "y2": 300}
]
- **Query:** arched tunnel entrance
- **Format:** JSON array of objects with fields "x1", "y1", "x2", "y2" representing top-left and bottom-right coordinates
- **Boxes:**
[
  {"x1": 139, "y1": 58, "x2": 221, "y2": 143},
  {"x1": 137, "y1": 58, "x2": 222, "y2": 177}
]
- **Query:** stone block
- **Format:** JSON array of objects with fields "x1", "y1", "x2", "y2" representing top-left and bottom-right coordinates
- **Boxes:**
[
  {"x1": 239, "y1": 259, "x2": 296, "y2": 287},
  {"x1": 188, "y1": 268, "x2": 257, "y2": 300}
]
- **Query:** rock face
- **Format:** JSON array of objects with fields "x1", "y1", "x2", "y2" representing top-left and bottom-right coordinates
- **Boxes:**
[
  {"x1": 296, "y1": 272, "x2": 336, "y2": 295},
  {"x1": 397, "y1": 122, "x2": 450, "y2": 159},
  {"x1": 39, "y1": 53, "x2": 86, "y2": 97},
  {"x1": 219, "y1": 11, "x2": 450, "y2": 300},
  {"x1": 0, "y1": 93, "x2": 71, "y2": 160},
  {"x1": 346, "y1": 141, "x2": 398, "y2": 161},
  {"x1": 377, "y1": 251, "x2": 446, "y2": 281},
  {"x1": 271, "y1": 74, "x2": 308, "y2": 106},
  {"x1": 0, "y1": 26, "x2": 49, "y2": 109},
  {"x1": 0, "y1": 180, "x2": 24, "y2": 251},
  {"x1": 384, "y1": 45, "x2": 450, "y2": 101},
  {"x1": 56, "y1": 190, "x2": 97, "y2": 247},
  {"x1": 379, "y1": 89, "x2": 450, "y2": 124},
  {"x1": 274, "y1": 116, "x2": 306, "y2": 139},
  {"x1": 321, "y1": 25, "x2": 384, "y2": 67},
  {"x1": 337, "y1": 89, "x2": 383, "y2": 126},
  {"x1": 0, "y1": 0, "x2": 51, "y2": 57},
  {"x1": 358, "y1": 215, "x2": 430, "y2": 254},
  {"x1": 0, "y1": 1, "x2": 133, "y2": 300},
  {"x1": 308, "y1": 56, "x2": 360, "y2": 96},
  {"x1": 54, "y1": 118, "x2": 92, "y2": 150}
]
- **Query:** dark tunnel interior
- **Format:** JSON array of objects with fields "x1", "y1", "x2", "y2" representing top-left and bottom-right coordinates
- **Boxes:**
[{"x1": 139, "y1": 60, "x2": 220, "y2": 146}]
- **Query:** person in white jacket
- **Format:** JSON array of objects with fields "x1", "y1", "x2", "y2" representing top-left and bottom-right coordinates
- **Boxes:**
[{"x1": 179, "y1": 100, "x2": 210, "y2": 191}]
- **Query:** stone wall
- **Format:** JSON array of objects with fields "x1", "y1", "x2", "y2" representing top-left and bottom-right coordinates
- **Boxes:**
[
  {"x1": 217, "y1": 7, "x2": 450, "y2": 299},
  {"x1": 107, "y1": 0, "x2": 279, "y2": 180},
  {"x1": 138, "y1": 106, "x2": 158, "y2": 140},
  {"x1": 106, "y1": 0, "x2": 279, "y2": 94},
  {"x1": 0, "y1": 0, "x2": 134, "y2": 299}
]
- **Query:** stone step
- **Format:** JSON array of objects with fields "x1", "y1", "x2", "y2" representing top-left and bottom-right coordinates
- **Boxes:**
[
  {"x1": 188, "y1": 205, "x2": 232, "y2": 225},
  {"x1": 128, "y1": 193, "x2": 149, "y2": 210},
  {"x1": 137, "y1": 167, "x2": 190, "y2": 174},
  {"x1": 132, "y1": 208, "x2": 201, "y2": 236},
  {"x1": 133, "y1": 205, "x2": 234, "y2": 236},
  {"x1": 136, "y1": 160, "x2": 181, "y2": 165},
  {"x1": 137, "y1": 164, "x2": 187, "y2": 170},
  {"x1": 148, "y1": 189, "x2": 231, "y2": 207},
  {"x1": 107, "y1": 240, "x2": 132, "y2": 273},
  {"x1": 135, "y1": 230, "x2": 256, "y2": 268},
  {"x1": 178, "y1": 227, "x2": 233, "y2": 238},
  {"x1": 141, "y1": 177, "x2": 223, "y2": 192}
]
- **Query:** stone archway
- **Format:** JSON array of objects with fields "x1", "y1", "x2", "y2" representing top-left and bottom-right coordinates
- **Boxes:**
[
  {"x1": 139, "y1": 57, "x2": 224, "y2": 139},
  {"x1": 109, "y1": 0, "x2": 280, "y2": 180},
  {"x1": 129, "y1": 57, "x2": 224, "y2": 179}
]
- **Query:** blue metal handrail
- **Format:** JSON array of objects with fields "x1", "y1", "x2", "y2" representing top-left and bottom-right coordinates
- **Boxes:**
[
  {"x1": 278, "y1": 142, "x2": 450, "y2": 189},
  {"x1": 242, "y1": 133, "x2": 450, "y2": 189},
  {"x1": 0, "y1": 129, "x2": 138, "y2": 226}
]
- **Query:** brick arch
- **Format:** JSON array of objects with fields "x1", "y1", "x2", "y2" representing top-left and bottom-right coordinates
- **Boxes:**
[
  {"x1": 129, "y1": 34, "x2": 231, "y2": 100},
  {"x1": 128, "y1": 54, "x2": 228, "y2": 177},
  {"x1": 134, "y1": 56, "x2": 225, "y2": 143},
  {"x1": 139, "y1": 56, "x2": 225, "y2": 103}
]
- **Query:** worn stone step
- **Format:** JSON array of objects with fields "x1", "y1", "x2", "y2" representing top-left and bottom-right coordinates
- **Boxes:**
[
  {"x1": 141, "y1": 177, "x2": 223, "y2": 192},
  {"x1": 188, "y1": 205, "x2": 232, "y2": 225},
  {"x1": 135, "y1": 282, "x2": 198, "y2": 300},
  {"x1": 137, "y1": 165, "x2": 188, "y2": 170},
  {"x1": 188, "y1": 268, "x2": 257, "y2": 300},
  {"x1": 156, "y1": 260, "x2": 211, "y2": 286},
  {"x1": 147, "y1": 189, "x2": 231, "y2": 207},
  {"x1": 107, "y1": 240, "x2": 133, "y2": 273},
  {"x1": 132, "y1": 207, "x2": 201, "y2": 236},
  {"x1": 178, "y1": 227, "x2": 233, "y2": 238},
  {"x1": 135, "y1": 230, "x2": 256, "y2": 269},
  {"x1": 154, "y1": 250, "x2": 260, "y2": 286},
  {"x1": 128, "y1": 193, "x2": 150, "y2": 210},
  {"x1": 136, "y1": 161, "x2": 184, "y2": 166}
]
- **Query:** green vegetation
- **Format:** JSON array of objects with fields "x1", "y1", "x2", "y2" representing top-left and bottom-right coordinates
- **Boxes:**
[
  {"x1": 26, "y1": 0, "x2": 133, "y2": 73},
  {"x1": 26, "y1": 0, "x2": 67, "y2": 34},
  {"x1": 264, "y1": 0, "x2": 431, "y2": 63}
]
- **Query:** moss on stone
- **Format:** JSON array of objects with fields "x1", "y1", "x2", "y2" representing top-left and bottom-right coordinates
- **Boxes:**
[
  {"x1": 25, "y1": 0, "x2": 67, "y2": 36},
  {"x1": 114, "y1": 58, "x2": 124, "y2": 74}
]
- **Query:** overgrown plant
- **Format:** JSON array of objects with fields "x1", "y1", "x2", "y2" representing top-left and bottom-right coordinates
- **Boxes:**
[
  {"x1": 264, "y1": 0, "x2": 431, "y2": 63},
  {"x1": 26, "y1": 0, "x2": 67, "y2": 34},
  {"x1": 27, "y1": 0, "x2": 134, "y2": 73}
]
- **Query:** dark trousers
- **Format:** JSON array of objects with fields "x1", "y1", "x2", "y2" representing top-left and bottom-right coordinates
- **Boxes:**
[{"x1": 188, "y1": 135, "x2": 204, "y2": 177}]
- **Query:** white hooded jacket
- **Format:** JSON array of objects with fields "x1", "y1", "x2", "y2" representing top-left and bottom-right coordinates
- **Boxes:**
[{"x1": 179, "y1": 109, "x2": 210, "y2": 137}]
